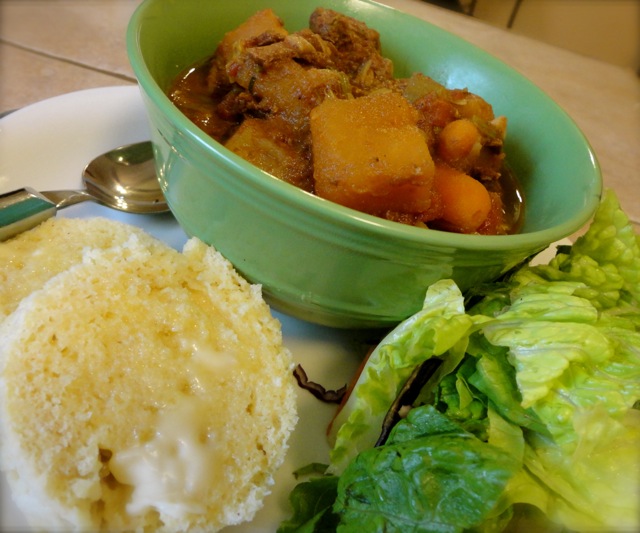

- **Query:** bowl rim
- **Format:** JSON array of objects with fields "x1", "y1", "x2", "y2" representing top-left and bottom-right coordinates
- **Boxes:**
[{"x1": 126, "y1": 0, "x2": 603, "y2": 252}]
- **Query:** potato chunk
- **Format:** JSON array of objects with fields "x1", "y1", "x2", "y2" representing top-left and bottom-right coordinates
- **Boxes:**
[
  {"x1": 310, "y1": 91, "x2": 435, "y2": 215},
  {"x1": 225, "y1": 117, "x2": 312, "y2": 191}
]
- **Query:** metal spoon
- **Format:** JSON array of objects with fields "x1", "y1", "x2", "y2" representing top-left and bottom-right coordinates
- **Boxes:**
[{"x1": 0, "y1": 141, "x2": 168, "y2": 241}]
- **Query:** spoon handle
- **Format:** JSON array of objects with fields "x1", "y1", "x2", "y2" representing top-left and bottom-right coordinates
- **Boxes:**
[
  {"x1": 0, "y1": 187, "x2": 57, "y2": 241},
  {"x1": 0, "y1": 187, "x2": 56, "y2": 241},
  {"x1": 39, "y1": 189, "x2": 93, "y2": 208}
]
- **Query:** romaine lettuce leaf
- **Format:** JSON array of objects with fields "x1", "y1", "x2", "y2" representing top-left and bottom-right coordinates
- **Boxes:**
[
  {"x1": 569, "y1": 188, "x2": 640, "y2": 304},
  {"x1": 328, "y1": 279, "x2": 476, "y2": 474},
  {"x1": 522, "y1": 407, "x2": 640, "y2": 531},
  {"x1": 334, "y1": 406, "x2": 519, "y2": 533},
  {"x1": 466, "y1": 333, "x2": 547, "y2": 434},
  {"x1": 278, "y1": 475, "x2": 340, "y2": 533},
  {"x1": 481, "y1": 288, "x2": 640, "y2": 529},
  {"x1": 512, "y1": 188, "x2": 640, "y2": 312}
]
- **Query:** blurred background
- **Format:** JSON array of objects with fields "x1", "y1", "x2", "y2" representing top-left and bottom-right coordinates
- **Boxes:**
[{"x1": 424, "y1": 0, "x2": 639, "y2": 72}]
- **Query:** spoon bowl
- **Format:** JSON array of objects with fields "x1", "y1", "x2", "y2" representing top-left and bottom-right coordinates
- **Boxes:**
[
  {"x1": 41, "y1": 141, "x2": 167, "y2": 213},
  {"x1": 0, "y1": 141, "x2": 168, "y2": 241}
]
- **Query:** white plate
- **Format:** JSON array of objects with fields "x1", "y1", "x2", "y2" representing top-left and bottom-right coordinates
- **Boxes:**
[{"x1": 0, "y1": 86, "x2": 364, "y2": 532}]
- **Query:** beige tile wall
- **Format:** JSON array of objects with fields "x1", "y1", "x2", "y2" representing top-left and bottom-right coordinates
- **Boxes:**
[{"x1": 470, "y1": 0, "x2": 640, "y2": 71}]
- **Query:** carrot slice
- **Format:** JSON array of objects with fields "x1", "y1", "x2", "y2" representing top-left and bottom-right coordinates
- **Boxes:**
[{"x1": 433, "y1": 165, "x2": 491, "y2": 233}]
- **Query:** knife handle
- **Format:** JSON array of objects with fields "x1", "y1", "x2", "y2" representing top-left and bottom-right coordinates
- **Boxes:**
[{"x1": 0, "y1": 187, "x2": 57, "y2": 241}]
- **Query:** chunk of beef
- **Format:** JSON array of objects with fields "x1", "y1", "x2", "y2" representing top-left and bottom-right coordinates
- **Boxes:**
[{"x1": 309, "y1": 8, "x2": 393, "y2": 94}]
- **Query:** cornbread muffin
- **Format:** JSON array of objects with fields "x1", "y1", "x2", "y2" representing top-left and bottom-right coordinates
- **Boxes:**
[
  {"x1": 0, "y1": 219, "x2": 297, "y2": 532},
  {"x1": 0, "y1": 217, "x2": 162, "y2": 320}
]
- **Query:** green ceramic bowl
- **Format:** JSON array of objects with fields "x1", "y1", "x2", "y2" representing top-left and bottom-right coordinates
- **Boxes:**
[{"x1": 127, "y1": 0, "x2": 601, "y2": 328}]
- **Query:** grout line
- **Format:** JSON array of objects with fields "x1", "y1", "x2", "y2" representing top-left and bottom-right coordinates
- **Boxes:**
[{"x1": 0, "y1": 39, "x2": 137, "y2": 83}]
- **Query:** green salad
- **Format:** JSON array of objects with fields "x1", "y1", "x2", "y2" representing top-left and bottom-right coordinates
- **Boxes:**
[{"x1": 279, "y1": 189, "x2": 640, "y2": 533}]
